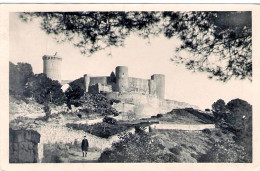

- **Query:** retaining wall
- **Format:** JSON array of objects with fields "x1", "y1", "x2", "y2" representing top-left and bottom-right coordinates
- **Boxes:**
[
  {"x1": 9, "y1": 129, "x2": 41, "y2": 163},
  {"x1": 150, "y1": 123, "x2": 215, "y2": 131}
]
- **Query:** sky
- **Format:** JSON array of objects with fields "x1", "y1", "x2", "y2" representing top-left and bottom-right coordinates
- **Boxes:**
[{"x1": 9, "y1": 13, "x2": 253, "y2": 109}]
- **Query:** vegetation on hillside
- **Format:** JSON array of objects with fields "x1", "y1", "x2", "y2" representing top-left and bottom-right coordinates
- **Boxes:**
[
  {"x1": 211, "y1": 98, "x2": 252, "y2": 162},
  {"x1": 98, "y1": 98, "x2": 252, "y2": 163}
]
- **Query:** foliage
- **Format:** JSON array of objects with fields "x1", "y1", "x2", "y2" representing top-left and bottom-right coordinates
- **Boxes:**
[
  {"x1": 24, "y1": 73, "x2": 66, "y2": 105},
  {"x1": 163, "y1": 11, "x2": 251, "y2": 81},
  {"x1": 65, "y1": 85, "x2": 84, "y2": 109},
  {"x1": 65, "y1": 85, "x2": 84, "y2": 101},
  {"x1": 98, "y1": 132, "x2": 176, "y2": 162},
  {"x1": 202, "y1": 129, "x2": 212, "y2": 135},
  {"x1": 212, "y1": 99, "x2": 226, "y2": 114},
  {"x1": 198, "y1": 138, "x2": 251, "y2": 163},
  {"x1": 19, "y1": 11, "x2": 252, "y2": 81},
  {"x1": 225, "y1": 98, "x2": 252, "y2": 130},
  {"x1": 10, "y1": 61, "x2": 66, "y2": 106},
  {"x1": 9, "y1": 62, "x2": 33, "y2": 96},
  {"x1": 210, "y1": 98, "x2": 252, "y2": 162},
  {"x1": 169, "y1": 146, "x2": 182, "y2": 155},
  {"x1": 103, "y1": 116, "x2": 117, "y2": 124}
]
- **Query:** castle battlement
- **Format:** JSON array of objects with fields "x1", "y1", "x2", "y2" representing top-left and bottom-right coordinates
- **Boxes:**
[{"x1": 42, "y1": 55, "x2": 62, "y2": 61}]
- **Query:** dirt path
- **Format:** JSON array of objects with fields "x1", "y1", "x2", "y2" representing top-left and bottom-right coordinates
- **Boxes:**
[{"x1": 68, "y1": 150, "x2": 101, "y2": 163}]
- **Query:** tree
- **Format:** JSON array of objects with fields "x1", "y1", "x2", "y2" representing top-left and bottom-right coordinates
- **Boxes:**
[
  {"x1": 9, "y1": 62, "x2": 33, "y2": 96},
  {"x1": 19, "y1": 11, "x2": 252, "y2": 81},
  {"x1": 226, "y1": 98, "x2": 252, "y2": 131},
  {"x1": 212, "y1": 99, "x2": 226, "y2": 114},
  {"x1": 24, "y1": 73, "x2": 66, "y2": 105}
]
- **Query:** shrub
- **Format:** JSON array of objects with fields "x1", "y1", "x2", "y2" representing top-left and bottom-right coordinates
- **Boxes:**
[
  {"x1": 212, "y1": 99, "x2": 226, "y2": 114},
  {"x1": 158, "y1": 143, "x2": 165, "y2": 150},
  {"x1": 180, "y1": 144, "x2": 187, "y2": 148},
  {"x1": 189, "y1": 145, "x2": 197, "y2": 151},
  {"x1": 169, "y1": 146, "x2": 182, "y2": 155},
  {"x1": 103, "y1": 116, "x2": 117, "y2": 124},
  {"x1": 99, "y1": 132, "x2": 168, "y2": 162},
  {"x1": 198, "y1": 139, "x2": 251, "y2": 163},
  {"x1": 202, "y1": 129, "x2": 212, "y2": 135},
  {"x1": 190, "y1": 153, "x2": 197, "y2": 158},
  {"x1": 215, "y1": 132, "x2": 222, "y2": 137},
  {"x1": 157, "y1": 114, "x2": 163, "y2": 118}
]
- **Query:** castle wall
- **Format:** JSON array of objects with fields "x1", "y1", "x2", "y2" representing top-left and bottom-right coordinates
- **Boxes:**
[
  {"x1": 105, "y1": 92, "x2": 198, "y2": 119},
  {"x1": 128, "y1": 77, "x2": 149, "y2": 94},
  {"x1": 89, "y1": 83, "x2": 112, "y2": 94},
  {"x1": 42, "y1": 55, "x2": 62, "y2": 83},
  {"x1": 89, "y1": 76, "x2": 108, "y2": 86}
]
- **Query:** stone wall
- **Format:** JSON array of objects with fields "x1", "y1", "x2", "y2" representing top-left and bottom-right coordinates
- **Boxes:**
[
  {"x1": 105, "y1": 92, "x2": 199, "y2": 118},
  {"x1": 9, "y1": 129, "x2": 40, "y2": 163},
  {"x1": 150, "y1": 123, "x2": 215, "y2": 130},
  {"x1": 128, "y1": 77, "x2": 149, "y2": 94},
  {"x1": 89, "y1": 76, "x2": 109, "y2": 86},
  {"x1": 89, "y1": 83, "x2": 113, "y2": 94}
]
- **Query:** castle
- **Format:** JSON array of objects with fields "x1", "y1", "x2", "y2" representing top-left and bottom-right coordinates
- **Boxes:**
[
  {"x1": 43, "y1": 55, "x2": 165, "y2": 99},
  {"x1": 43, "y1": 54, "x2": 198, "y2": 117}
]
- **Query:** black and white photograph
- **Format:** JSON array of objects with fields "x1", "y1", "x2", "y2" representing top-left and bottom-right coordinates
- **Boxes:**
[{"x1": 1, "y1": 4, "x2": 260, "y2": 170}]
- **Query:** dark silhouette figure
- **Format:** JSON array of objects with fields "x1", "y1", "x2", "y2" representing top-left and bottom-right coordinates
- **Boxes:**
[{"x1": 81, "y1": 136, "x2": 89, "y2": 157}]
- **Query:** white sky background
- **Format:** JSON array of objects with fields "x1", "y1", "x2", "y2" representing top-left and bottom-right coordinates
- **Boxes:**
[{"x1": 9, "y1": 12, "x2": 253, "y2": 109}]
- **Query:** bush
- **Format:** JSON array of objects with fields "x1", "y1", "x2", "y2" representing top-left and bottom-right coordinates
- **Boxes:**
[
  {"x1": 198, "y1": 139, "x2": 251, "y2": 163},
  {"x1": 24, "y1": 73, "x2": 66, "y2": 106},
  {"x1": 103, "y1": 116, "x2": 117, "y2": 124},
  {"x1": 202, "y1": 129, "x2": 212, "y2": 135},
  {"x1": 189, "y1": 145, "x2": 197, "y2": 151},
  {"x1": 215, "y1": 132, "x2": 222, "y2": 137},
  {"x1": 169, "y1": 146, "x2": 182, "y2": 155},
  {"x1": 190, "y1": 153, "x2": 197, "y2": 158},
  {"x1": 99, "y1": 132, "x2": 172, "y2": 162},
  {"x1": 212, "y1": 99, "x2": 226, "y2": 114},
  {"x1": 134, "y1": 126, "x2": 146, "y2": 134},
  {"x1": 157, "y1": 114, "x2": 163, "y2": 118}
]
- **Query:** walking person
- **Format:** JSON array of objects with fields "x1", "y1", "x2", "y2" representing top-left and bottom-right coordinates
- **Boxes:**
[{"x1": 81, "y1": 135, "x2": 89, "y2": 157}]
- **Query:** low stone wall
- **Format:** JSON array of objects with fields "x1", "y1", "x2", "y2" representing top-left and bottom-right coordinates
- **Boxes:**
[
  {"x1": 9, "y1": 129, "x2": 41, "y2": 163},
  {"x1": 150, "y1": 123, "x2": 215, "y2": 131}
]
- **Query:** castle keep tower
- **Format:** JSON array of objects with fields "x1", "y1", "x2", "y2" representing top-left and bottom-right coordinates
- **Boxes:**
[
  {"x1": 151, "y1": 74, "x2": 165, "y2": 99},
  {"x1": 116, "y1": 66, "x2": 129, "y2": 92},
  {"x1": 42, "y1": 55, "x2": 62, "y2": 83},
  {"x1": 84, "y1": 74, "x2": 90, "y2": 92}
]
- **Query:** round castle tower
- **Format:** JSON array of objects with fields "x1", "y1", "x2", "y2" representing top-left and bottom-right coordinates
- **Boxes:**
[
  {"x1": 116, "y1": 66, "x2": 129, "y2": 92},
  {"x1": 151, "y1": 74, "x2": 165, "y2": 99},
  {"x1": 84, "y1": 74, "x2": 90, "y2": 92},
  {"x1": 42, "y1": 55, "x2": 62, "y2": 83}
]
